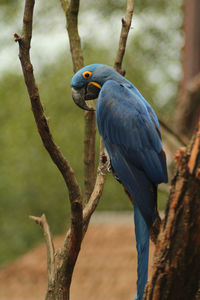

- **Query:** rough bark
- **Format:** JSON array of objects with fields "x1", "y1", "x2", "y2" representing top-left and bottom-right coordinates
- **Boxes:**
[
  {"x1": 144, "y1": 122, "x2": 200, "y2": 300},
  {"x1": 175, "y1": 0, "x2": 200, "y2": 137}
]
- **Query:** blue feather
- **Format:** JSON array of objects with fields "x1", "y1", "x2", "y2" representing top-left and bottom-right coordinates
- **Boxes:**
[{"x1": 134, "y1": 202, "x2": 149, "y2": 300}]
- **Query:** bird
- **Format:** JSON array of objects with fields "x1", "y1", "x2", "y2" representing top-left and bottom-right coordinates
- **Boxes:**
[{"x1": 71, "y1": 64, "x2": 168, "y2": 300}]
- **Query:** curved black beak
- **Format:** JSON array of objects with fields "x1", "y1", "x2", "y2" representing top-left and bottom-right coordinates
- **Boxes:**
[
  {"x1": 71, "y1": 84, "x2": 101, "y2": 111},
  {"x1": 71, "y1": 86, "x2": 94, "y2": 111}
]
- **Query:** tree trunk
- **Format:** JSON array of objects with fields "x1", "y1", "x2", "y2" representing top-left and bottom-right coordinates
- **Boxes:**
[
  {"x1": 144, "y1": 122, "x2": 200, "y2": 300},
  {"x1": 174, "y1": 0, "x2": 200, "y2": 137}
]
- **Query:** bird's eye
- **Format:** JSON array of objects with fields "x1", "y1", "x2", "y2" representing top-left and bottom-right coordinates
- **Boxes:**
[{"x1": 82, "y1": 71, "x2": 92, "y2": 79}]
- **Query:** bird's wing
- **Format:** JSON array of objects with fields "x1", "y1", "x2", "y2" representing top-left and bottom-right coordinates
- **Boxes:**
[
  {"x1": 97, "y1": 80, "x2": 168, "y2": 184},
  {"x1": 128, "y1": 83, "x2": 161, "y2": 136},
  {"x1": 96, "y1": 80, "x2": 168, "y2": 226}
]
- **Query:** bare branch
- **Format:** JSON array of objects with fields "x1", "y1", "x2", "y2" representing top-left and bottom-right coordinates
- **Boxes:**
[
  {"x1": 30, "y1": 215, "x2": 55, "y2": 286},
  {"x1": 83, "y1": 138, "x2": 108, "y2": 224},
  {"x1": 83, "y1": 109, "x2": 96, "y2": 204},
  {"x1": 61, "y1": 0, "x2": 97, "y2": 204},
  {"x1": 62, "y1": 0, "x2": 84, "y2": 72},
  {"x1": 60, "y1": 0, "x2": 68, "y2": 12},
  {"x1": 114, "y1": 0, "x2": 134, "y2": 75}
]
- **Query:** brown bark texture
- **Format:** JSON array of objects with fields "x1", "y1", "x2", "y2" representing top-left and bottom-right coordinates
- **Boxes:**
[
  {"x1": 144, "y1": 122, "x2": 200, "y2": 300},
  {"x1": 175, "y1": 0, "x2": 200, "y2": 137}
]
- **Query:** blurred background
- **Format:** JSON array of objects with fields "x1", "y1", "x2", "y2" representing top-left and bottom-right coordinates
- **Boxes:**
[{"x1": 0, "y1": 0, "x2": 199, "y2": 268}]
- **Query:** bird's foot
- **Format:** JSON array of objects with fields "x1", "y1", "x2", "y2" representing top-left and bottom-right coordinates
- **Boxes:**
[
  {"x1": 98, "y1": 166, "x2": 106, "y2": 176},
  {"x1": 98, "y1": 151, "x2": 111, "y2": 175}
]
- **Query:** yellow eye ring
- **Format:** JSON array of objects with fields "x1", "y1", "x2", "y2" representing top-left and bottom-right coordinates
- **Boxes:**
[{"x1": 82, "y1": 71, "x2": 92, "y2": 79}]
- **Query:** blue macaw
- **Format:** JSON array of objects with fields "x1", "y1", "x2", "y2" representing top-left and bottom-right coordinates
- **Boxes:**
[{"x1": 71, "y1": 64, "x2": 168, "y2": 300}]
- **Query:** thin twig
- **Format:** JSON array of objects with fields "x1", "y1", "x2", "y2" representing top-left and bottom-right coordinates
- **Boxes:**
[
  {"x1": 114, "y1": 0, "x2": 134, "y2": 75},
  {"x1": 30, "y1": 215, "x2": 55, "y2": 285},
  {"x1": 159, "y1": 116, "x2": 188, "y2": 146},
  {"x1": 83, "y1": 138, "x2": 108, "y2": 224}
]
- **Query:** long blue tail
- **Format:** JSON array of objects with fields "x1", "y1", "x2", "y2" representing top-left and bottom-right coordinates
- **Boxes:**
[{"x1": 134, "y1": 202, "x2": 150, "y2": 300}]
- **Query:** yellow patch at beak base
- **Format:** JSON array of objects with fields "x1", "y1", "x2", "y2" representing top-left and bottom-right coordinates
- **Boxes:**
[{"x1": 88, "y1": 82, "x2": 102, "y2": 89}]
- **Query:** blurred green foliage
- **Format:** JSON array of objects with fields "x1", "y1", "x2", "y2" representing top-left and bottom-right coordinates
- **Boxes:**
[{"x1": 0, "y1": 0, "x2": 182, "y2": 266}]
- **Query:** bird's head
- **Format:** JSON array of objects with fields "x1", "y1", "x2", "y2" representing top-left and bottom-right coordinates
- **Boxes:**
[{"x1": 71, "y1": 64, "x2": 124, "y2": 111}]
